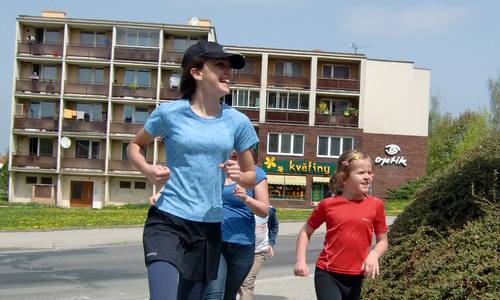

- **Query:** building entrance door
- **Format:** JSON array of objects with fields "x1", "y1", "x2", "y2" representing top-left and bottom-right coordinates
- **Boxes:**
[{"x1": 70, "y1": 181, "x2": 93, "y2": 208}]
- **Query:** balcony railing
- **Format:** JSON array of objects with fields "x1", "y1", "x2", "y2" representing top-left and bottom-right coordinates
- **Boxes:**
[
  {"x1": 112, "y1": 84, "x2": 157, "y2": 99},
  {"x1": 231, "y1": 73, "x2": 260, "y2": 86},
  {"x1": 13, "y1": 116, "x2": 59, "y2": 131},
  {"x1": 61, "y1": 157, "x2": 105, "y2": 170},
  {"x1": 66, "y1": 44, "x2": 111, "y2": 59},
  {"x1": 234, "y1": 107, "x2": 260, "y2": 122},
  {"x1": 17, "y1": 41, "x2": 63, "y2": 57},
  {"x1": 162, "y1": 50, "x2": 183, "y2": 64},
  {"x1": 16, "y1": 79, "x2": 61, "y2": 94},
  {"x1": 266, "y1": 110, "x2": 309, "y2": 124},
  {"x1": 315, "y1": 113, "x2": 359, "y2": 127},
  {"x1": 159, "y1": 86, "x2": 181, "y2": 100},
  {"x1": 108, "y1": 158, "x2": 152, "y2": 172},
  {"x1": 62, "y1": 119, "x2": 107, "y2": 133},
  {"x1": 114, "y1": 47, "x2": 159, "y2": 62},
  {"x1": 109, "y1": 122, "x2": 143, "y2": 134},
  {"x1": 64, "y1": 81, "x2": 109, "y2": 96},
  {"x1": 267, "y1": 75, "x2": 310, "y2": 89},
  {"x1": 12, "y1": 154, "x2": 57, "y2": 169},
  {"x1": 316, "y1": 78, "x2": 360, "y2": 92}
]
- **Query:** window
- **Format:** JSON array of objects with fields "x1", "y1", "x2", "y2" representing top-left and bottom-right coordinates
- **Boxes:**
[
  {"x1": 322, "y1": 64, "x2": 350, "y2": 79},
  {"x1": 267, "y1": 133, "x2": 304, "y2": 155},
  {"x1": 29, "y1": 138, "x2": 53, "y2": 156},
  {"x1": 121, "y1": 143, "x2": 129, "y2": 160},
  {"x1": 75, "y1": 140, "x2": 100, "y2": 159},
  {"x1": 117, "y1": 29, "x2": 159, "y2": 47},
  {"x1": 41, "y1": 177, "x2": 52, "y2": 184},
  {"x1": 41, "y1": 66, "x2": 57, "y2": 81},
  {"x1": 78, "y1": 67, "x2": 104, "y2": 84},
  {"x1": 317, "y1": 136, "x2": 354, "y2": 157},
  {"x1": 119, "y1": 181, "x2": 132, "y2": 189},
  {"x1": 275, "y1": 62, "x2": 302, "y2": 77},
  {"x1": 76, "y1": 103, "x2": 103, "y2": 121},
  {"x1": 236, "y1": 61, "x2": 256, "y2": 75},
  {"x1": 267, "y1": 92, "x2": 308, "y2": 110},
  {"x1": 134, "y1": 182, "x2": 146, "y2": 189},
  {"x1": 124, "y1": 105, "x2": 149, "y2": 123},
  {"x1": 316, "y1": 99, "x2": 349, "y2": 115},
  {"x1": 125, "y1": 69, "x2": 151, "y2": 87},
  {"x1": 26, "y1": 176, "x2": 37, "y2": 184},
  {"x1": 29, "y1": 101, "x2": 56, "y2": 118},
  {"x1": 80, "y1": 31, "x2": 108, "y2": 46},
  {"x1": 226, "y1": 89, "x2": 259, "y2": 108},
  {"x1": 44, "y1": 29, "x2": 59, "y2": 44},
  {"x1": 172, "y1": 36, "x2": 201, "y2": 51}
]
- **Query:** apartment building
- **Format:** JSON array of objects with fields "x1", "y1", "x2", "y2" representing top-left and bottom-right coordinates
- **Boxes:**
[{"x1": 9, "y1": 12, "x2": 430, "y2": 208}]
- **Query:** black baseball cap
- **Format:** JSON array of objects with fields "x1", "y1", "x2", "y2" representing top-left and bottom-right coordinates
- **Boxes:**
[{"x1": 181, "y1": 41, "x2": 246, "y2": 69}]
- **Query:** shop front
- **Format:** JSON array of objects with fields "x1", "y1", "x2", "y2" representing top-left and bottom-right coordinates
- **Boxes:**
[{"x1": 262, "y1": 156, "x2": 336, "y2": 207}]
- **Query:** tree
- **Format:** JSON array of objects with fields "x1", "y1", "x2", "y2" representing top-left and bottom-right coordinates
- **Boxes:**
[
  {"x1": 0, "y1": 158, "x2": 9, "y2": 200},
  {"x1": 488, "y1": 72, "x2": 500, "y2": 132},
  {"x1": 428, "y1": 94, "x2": 442, "y2": 136}
]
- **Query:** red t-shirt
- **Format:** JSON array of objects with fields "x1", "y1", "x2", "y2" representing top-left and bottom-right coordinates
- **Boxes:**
[{"x1": 307, "y1": 195, "x2": 388, "y2": 275}]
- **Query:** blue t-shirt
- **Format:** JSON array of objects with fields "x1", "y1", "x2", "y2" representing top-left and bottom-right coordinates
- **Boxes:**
[
  {"x1": 222, "y1": 166, "x2": 267, "y2": 245},
  {"x1": 144, "y1": 100, "x2": 258, "y2": 222}
]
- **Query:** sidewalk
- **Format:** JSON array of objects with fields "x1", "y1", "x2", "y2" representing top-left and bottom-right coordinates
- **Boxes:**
[
  {"x1": 0, "y1": 221, "x2": 322, "y2": 252},
  {"x1": 0, "y1": 217, "x2": 395, "y2": 252}
]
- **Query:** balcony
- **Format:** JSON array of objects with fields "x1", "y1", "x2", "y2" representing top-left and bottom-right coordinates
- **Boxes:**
[
  {"x1": 62, "y1": 119, "x2": 107, "y2": 133},
  {"x1": 234, "y1": 107, "x2": 259, "y2": 122},
  {"x1": 315, "y1": 113, "x2": 358, "y2": 127},
  {"x1": 112, "y1": 84, "x2": 157, "y2": 99},
  {"x1": 64, "y1": 81, "x2": 109, "y2": 96},
  {"x1": 109, "y1": 122, "x2": 143, "y2": 134},
  {"x1": 17, "y1": 41, "x2": 63, "y2": 57},
  {"x1": 316, "y1": 78, "x2": 360, "y2": 92},
  {"x1": 231, "y1": 73, "x2": 260, "y2": 86},
  {"x1": 266, "y1": 110, "x2": 309, "y2": 124},
  {"x1": 61, "y1": 157, "x2": 105, "y2": 170},
  {"x1": 66, "y1": 44, "x2": 111, "y2": 59},
  {"x1": 159, "y1": 86, "x2": 181, "y2": 100},
  {"x1": 16, "y1": 79, "x2": 61, "y2": 94},
  {"x1": 12, "y1": 154, "x2": 57, "y2": 169},
  {"x1": 268, "y1": 75, "x2": 310, "y2": 89},
  {"x1": 114, "y1": 47, "x2": 159, "y2": 62},
  {"x1": 13, "y1": 116, "x2": 58, "y2": 131},
  {"x1": 162, "y1": 50, "x2": 183, "y2": 64}
]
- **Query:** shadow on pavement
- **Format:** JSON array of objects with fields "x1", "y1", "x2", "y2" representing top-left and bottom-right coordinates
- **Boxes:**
[{"x1": 254, "y1": 295, "x2": 288, "y2": 300}]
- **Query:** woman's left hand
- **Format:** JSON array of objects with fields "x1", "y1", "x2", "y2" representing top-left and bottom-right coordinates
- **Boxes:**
[
  {"x1": 233, "y1": 184, "x2": 250, "y2": 204},
  {"x1": 361, "y1": 252, "x2": 380, "y2": 279}
]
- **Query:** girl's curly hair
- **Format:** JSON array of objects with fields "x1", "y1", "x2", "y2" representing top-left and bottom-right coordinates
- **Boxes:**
[{"x1": 329, "y1": 150, "x2": 371, "y2": 195}]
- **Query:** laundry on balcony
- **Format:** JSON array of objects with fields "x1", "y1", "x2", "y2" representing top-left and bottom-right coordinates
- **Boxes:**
[
  {"x1": 76, "y1": 111, "x2": 85, "y2": 120},
  {"x1": 63, "y1": 109, "x2": 77, "y2": 119}
]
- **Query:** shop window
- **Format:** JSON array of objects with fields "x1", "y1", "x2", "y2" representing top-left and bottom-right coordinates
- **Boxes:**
[
  {"x1": 40, "y1": 177, "x2": 52, "y2": 184},
  {"x1": 134, "y1": 182, "x2": 146, "y2": 189},
  {"x1": 26, "y1": 176, "x2": 37, "y2": 184},
  {"x1": 269, "y1": 184, "x2": 306, "y2": 200},
  {"x1": 119, "y1": 181, "x2": 131, "y2": 189},
  {"x1": 267, "y1": 133, "x2": 304, "y2": 156},
  {"x1": 317, "y1": 136, "x2": 354, "y2": 158},
  {"x1": 312, "y1": 183, "x2": 331, "y2": 202}
]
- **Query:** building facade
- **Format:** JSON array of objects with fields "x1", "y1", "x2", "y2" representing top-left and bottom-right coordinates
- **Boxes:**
[{"x1": 9, "y1": 12, "x2": 430, "y2": 208}]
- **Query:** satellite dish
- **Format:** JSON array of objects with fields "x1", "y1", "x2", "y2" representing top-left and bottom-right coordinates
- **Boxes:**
[
  {"x1": 60, "y1": 136, "x2": 71, "y2": 149},
  {"x1": 188, "y1": 17, "x2": 199, "y2": 26}
]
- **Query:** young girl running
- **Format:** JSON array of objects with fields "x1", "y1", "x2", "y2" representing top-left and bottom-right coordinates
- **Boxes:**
[
  {"x1": 128, "y1": 41, "x2": 258, "y2": 300},
  {"x1": 294, "y1": 150, "x2": 388, "y2": 300}
]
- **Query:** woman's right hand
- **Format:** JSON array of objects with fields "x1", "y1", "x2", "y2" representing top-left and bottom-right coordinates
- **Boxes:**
[
  {"x1": 294, "y1": 261, "x2": 309, "y2": 277},
  {"x1": 144, "y1": 164, "x2": 171, "y2": 186}
]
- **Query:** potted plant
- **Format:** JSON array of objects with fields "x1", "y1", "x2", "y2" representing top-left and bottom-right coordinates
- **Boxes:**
[
  {"x1": 343, "y1": 106, "x2": 359, "y2": 117},
  {"x1": 127, "y1": 82, "x2": 139, "y2": 95},
  {"x1": 316, "y1": 102, "x2": 330, "y2": 115}
]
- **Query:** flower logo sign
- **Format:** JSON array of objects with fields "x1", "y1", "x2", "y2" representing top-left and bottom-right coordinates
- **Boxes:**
[
  {"x1": 264, "y1": 156, "x2": 277, "y2": 169},
  {"x1": 374, "y1": 144, "x2": 407, "y2": 167},
  {"x1": 262, "y1": 156, "x2": 335, "y2": 175}
]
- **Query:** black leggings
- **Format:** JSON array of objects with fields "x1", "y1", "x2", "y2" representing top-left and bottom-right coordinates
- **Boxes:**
[
  {"x1": 314, "y1": 267, "x2": 364, "y2": 300},
  {"x1": 148, "y1": 261, "x2": 208, "y2": 300}
]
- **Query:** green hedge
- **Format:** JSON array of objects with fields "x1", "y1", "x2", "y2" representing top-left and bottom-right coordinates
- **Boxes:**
[{"x1": 363, "y1": 133, "x2": 500, "y2": 299}]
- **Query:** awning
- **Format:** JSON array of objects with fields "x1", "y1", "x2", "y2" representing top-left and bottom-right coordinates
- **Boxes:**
[
  {"x1": 267, "y1": 175, "x2": 306, "y2": 186},
  {"x1": 313, "y1": 176, "x2": 331, "y2": 183}
]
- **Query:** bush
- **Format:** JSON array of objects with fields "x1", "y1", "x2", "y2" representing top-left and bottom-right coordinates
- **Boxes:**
[
  {"x1": 386, "y1": 176, "x2": 429, "y2": 200},
  {"x1": 362, "y1": 133, "x2": 500, "y2": 299}
]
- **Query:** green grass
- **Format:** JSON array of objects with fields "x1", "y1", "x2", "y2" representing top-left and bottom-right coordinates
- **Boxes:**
[
  {"x1": 384, "y1": 198, "x2": 414, "y2": 216},
  {"x1": 0, "y1": 199, "x2": 411, "y2": 231}
]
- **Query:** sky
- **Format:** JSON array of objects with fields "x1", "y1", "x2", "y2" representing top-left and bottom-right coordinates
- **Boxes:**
[{"x1": 0, "y1": 0, "x2": 499, "y2": 152}]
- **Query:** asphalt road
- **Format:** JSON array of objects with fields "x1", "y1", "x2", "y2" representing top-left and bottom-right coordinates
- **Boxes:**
[{"x1": 0, "y1": 235, "x2": 324, "y2": 300}]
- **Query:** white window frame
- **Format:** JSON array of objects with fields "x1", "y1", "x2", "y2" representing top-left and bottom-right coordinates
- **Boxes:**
[
  {"x1": 267, "y1": 133, "x2": 304, "y2": 156},
  {"x1": 316, "y1": 136, "x2": 354, "y2": 158},
  {"x1": 275, "y1": 61, "x2": 303, "y2": 77},
  {"x1": 267, "y1": 91, "x2": 309, "y2": 111},
  {"x1": 317, "y1": 98, "x2": 349, "y2": 115},
  {"x1": 116, "y1": 28, "x2": 159, "y2": 48},
  {"x1": 78, "y1": 67, "x2": 104, "y2": 84},
  {"x1": 80, "y1": 31, "x2": 108, "y2": 47},
  {"x1": 125, "y1": 69, "x2": 151, "y2": 87},
  {"x1": 229, "y1": 89, "x2": 260, "y2": 108},
  {"x1": 75, "y1": 140, "x2": 100, "y2": 159},
  {"x1": 322, "y1": 64, "x2": 350, "y2": 79}
]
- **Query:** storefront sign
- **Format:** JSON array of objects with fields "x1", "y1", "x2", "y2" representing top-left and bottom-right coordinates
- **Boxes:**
[
  {"x1": 263, "y1": 156, "x2": 336, "y2": 175},
  {"x1": 374, "y1": 144, "x2": 407, "y2": 167}
]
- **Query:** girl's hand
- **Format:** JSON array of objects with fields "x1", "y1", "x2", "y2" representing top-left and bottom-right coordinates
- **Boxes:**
[
  {"x1": 233, "y1": 184, "x2": 250, "y2": 203},
  {"x1": 267, "y1": 246, "x2": 274, "y2": 258},
  {"x1": 144, "y1": 164, "x2": 170, "y2": 186},
  {"x1": 219, "y1": 159, "x2": 241, "y2": 182},
  {"x1": 361, "y1": 251, "x2": 380, "y2": 279},
  {"x1": 294, "y1": 261, "x2": 309, "y2": 277}
]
